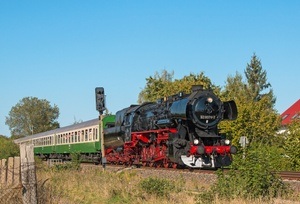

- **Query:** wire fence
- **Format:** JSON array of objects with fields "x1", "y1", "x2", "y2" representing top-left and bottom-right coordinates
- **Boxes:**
[
  {"x1": 0, "y1": 157, "x2": 23, "y2": 203},
  {"x1": 0, "y1": 144, "x2": 38, "y2": 204}
]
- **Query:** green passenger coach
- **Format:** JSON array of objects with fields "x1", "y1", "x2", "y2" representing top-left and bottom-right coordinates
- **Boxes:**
[{"x1": 14, "y1": 115, "x2": 115, "y2": 163}]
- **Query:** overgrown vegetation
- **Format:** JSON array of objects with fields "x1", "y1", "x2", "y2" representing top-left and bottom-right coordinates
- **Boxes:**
[
  {"x1": 196, "y1": 143, "x2": 292, "y2": 204},
  {"x1": 34, "y1": 163, "x2": 299, "y2": 204},
  {"x1": 36, "y1": 166, "x2": 188, "y2": 204},
  {"x1": 282, "y1": 118, "x2": 300, "y2": 170},
  {"x1": 139, "y1": 177, "x2": 176, "y2": 197},
  {"x1": 0, "y1": 135, "x2": 19, "y2": 159}
]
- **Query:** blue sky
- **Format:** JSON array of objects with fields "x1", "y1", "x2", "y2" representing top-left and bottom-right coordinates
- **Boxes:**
[{"x1": 1, "y1": 1, "x2": 299, "y2": 136}]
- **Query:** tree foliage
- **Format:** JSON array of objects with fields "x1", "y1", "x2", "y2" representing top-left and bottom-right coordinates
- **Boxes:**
[
  {"x1": 244, "y1": 53, "x2": 274, "y2": 104},
  {"x1": 0, "y1": 135, "x2": 19, "y2": 159},
  {"x1": 138, "y1": 69, "x2": 219, "y2": 103},
  {"x1": 220, "y1": 54, "x2": 280, "y2": 145},
  {"x1": 282, "y1": 118, "x2": 300, "y2": 170},
  {"x1": 5, "y1": 97, "x2": 60, "y2": 137}
]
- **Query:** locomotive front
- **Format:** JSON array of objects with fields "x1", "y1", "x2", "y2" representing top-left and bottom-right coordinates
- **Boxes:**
[{"x1": 169, "y1": 85, "x2": 238, "y2": 168}]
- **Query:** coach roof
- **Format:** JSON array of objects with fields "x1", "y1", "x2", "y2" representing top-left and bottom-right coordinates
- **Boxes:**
[{"x1": 14, "y1": 118, "x2": 99, "y2": 144}]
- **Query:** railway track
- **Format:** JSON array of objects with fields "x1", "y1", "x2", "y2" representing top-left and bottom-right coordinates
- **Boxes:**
[
  {"x1": 79, "y1": 163, "x2": 300, "y2": 181},
  {"x1": 278, "y1": 171, "x2": 300, "y2": 181}
]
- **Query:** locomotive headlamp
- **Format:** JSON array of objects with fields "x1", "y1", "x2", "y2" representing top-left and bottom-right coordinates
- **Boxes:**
[
  {"x1": 225, "y1": 139, "x2": 230, "y2": 145},
  {"x1": 207, "y1": 97, "x2": 213, "y2": 103},
  {"x1": 193, "y1": 139, "x2": 199, "y2": 145}
]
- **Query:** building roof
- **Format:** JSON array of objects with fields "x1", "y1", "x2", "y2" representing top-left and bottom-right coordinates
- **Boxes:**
[{"x1": 281, "y1": 99, "x2": 300, "y2": 126}]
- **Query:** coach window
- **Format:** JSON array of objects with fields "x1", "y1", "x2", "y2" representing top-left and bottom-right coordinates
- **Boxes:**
[
  {"x1": 66, "y1": 133, "x2": 68, "y2": 144},
  {"x1": 95, "y1": 128, "x2": 99, "y2": 140},
  {"x1": 85, "y1": 130, "x2": 88, "y2": 141},
  {"x1": 73, "y1": 132, "x2": 75, "y2": 143},
  {"x1": 93, "y1": 128, "x2": 96, "y2": 140},
  {"x1": 89, "y1": 129, "x2": 92, "y2": 141},
  {"x1": 68, "y1": 133, "x2": 71, "y2": 144}
]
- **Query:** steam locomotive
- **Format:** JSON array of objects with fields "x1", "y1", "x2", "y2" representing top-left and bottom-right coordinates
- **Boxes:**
[
  {"x1": 15, "y1": 85, "x2": 237, "y2": 169},
  {"x1": 101, "y1": 85, "x2": 238, "y2": 168}
]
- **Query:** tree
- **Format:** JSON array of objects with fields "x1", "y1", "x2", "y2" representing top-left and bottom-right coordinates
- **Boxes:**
[
  {"x1": 283, "y1": 118, "x2": 300, "y2": 170},
  {"x1": 220, "y1": 55, "x2": 281, "y2": 145},
  {"x1": 0, "y1": 135, "x2": 19, "y2": 159},
  {"x1": 138, "y1": 69, "x2": 218, "y2": 103},
  {"x1": 138, "y1": 70, "x2": 174, "y2": 103},
  {"x1": 244, "y1": 53, "x2": 275, "y2": 105},
  {"x1": 5, "y1": 97, "x2": 60, "y2": 137}
]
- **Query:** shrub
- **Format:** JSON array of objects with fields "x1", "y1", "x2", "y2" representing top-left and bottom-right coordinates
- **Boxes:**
[
  {"x1": 196, "y1": 143, "x2": 290, "y2": 203},
  {"x1": 139, "y1": 177, "x2": 176, "y2": 197}
]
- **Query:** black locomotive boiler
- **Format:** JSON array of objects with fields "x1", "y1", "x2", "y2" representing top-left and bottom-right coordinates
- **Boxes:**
[{"x1": 103, "y1": 85, "x2": 238, "y2": 168}]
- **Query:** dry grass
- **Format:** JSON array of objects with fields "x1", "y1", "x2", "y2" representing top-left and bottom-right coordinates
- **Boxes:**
[{"x1": 35, "y1": 165, "x2": 300, "y2": 204}]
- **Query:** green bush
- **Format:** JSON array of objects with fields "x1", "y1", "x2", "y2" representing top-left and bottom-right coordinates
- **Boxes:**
[
  {"x1": 51, "y1": 152, "x2": 82, "y2": 171},
  {"x1": 139, "y1": 177, "x2": 176, "y2": 197},
  {"x1": 0, "y1": 136, "x2": 19, "y2": 159},
  {"x1": 196, "y1": 143, "x2": 290, "y2": 203}
]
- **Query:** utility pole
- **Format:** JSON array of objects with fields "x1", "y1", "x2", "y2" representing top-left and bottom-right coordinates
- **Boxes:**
[{"x1": 99, "y1": 114, "x2": 106, "y2": 169}]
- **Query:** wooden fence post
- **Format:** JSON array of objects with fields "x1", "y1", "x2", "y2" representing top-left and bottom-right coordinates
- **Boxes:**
[
  {"x1": 14, "y1": 156, "x2": 21, "y2": 187},
  {"x1": 7, "y1": 157, "x2": 14, "y2": 186},
  {"x1": 0, "y1": 159, "x2": 7, "y2": 186},
  {"x1": 20, "y1": 144, "x2": 37, "y2": 204}
]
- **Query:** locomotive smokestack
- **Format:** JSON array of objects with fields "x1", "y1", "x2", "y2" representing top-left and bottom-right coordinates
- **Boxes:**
[{"x1": 191, "y1": 85, "x2": 203, "y2": 92}]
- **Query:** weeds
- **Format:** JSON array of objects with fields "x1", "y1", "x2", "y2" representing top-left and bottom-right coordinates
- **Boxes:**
[{"x1": 35, "y1": 162, "x2": 298, "y2": 204}]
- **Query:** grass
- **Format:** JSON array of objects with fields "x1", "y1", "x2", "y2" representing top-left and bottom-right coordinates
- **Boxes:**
[{"x1": 35, "y1": 164, "x2": 300, "y2": 204}]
